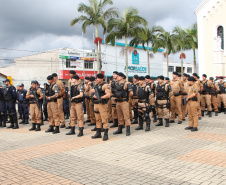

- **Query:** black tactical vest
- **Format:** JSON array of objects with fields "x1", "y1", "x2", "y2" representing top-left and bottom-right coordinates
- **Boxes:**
[
  {"x1": 71, "y1": 84, "x2": 82, "y2": 103},
  {"x1": 4, "y1": 86, "x2": 14, "y2": 102},
  {"x1": 115, "y1": 82, "x2": 128, "y2": 99},
  {"x1": 210, "y1": 82, "x2": 217, "y2": 95},
  {"x1": 132, "y1": 82, "x2": 139, "y2": 97},
  {"x1": 46, "y1": 83, "x2": 57, "y2": 102},
  {"x1": 29, "y1": 88, "x2": 40, "y2": 103},
  {"x1": 202, "y1": 81, "x2": 211, "y2": 93},
  {"x1": 95, "y1": 82, "x2": 108, "y2": 104},
  {"x1": 156, "y1": 84, "x2": 168, "y2": 100},
  {"x1": 218, "y1": 82, "x2": 226, "y2": 94},
  {"x1": 0, "y1": 88, "x2": 4, "y2": 102},
  {"x1": 138, "y1": 85, "x2": 149, "y2": 100}
]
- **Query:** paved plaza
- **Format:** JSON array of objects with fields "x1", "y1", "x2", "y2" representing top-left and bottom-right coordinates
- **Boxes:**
[{"x1": 0, "y1": 113, "x2": 226, "y2": 185}]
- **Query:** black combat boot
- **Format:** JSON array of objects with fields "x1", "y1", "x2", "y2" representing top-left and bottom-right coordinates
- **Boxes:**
[
  {"x1": 45, "y1": 125, "x2": 54, "y2": 132},
  {"x1": 19, "y1": 119, "x2": 25, "y2": 124},
  {"x1": 91, "y1": 126, "x2": 97, "y2": 131},
  {"x1": 131, "y1": 109, "x2": 138, "y2": 124},
  {"x1": 153, "y1": 115, "x2": 157, "y2": 123},
  {"x1": 201, "y1": 110, "x2": 204, "y2": 117},
  {"x1": 185, "y1": 126, "x2": 193, "y2": 130},
  {"x1": 145, "y1": 117, "x2": 151, "y2": 132},
  {"x1": 1, "y1": 121, "x2": 6, "y2": 127},
  {"x1": 155, "y1": 118, "x2": 163, "y2": 126},
  {"x1": 208, "y1": 111, "x2": 212, "y2": 117},
  {"x1": 108, "y1": 120, "x2": 113, "y2": 123},
  {"x1": 178, "y1": 121, "x2": 182, "y2": 124},
  {"x1": 0, "y1": 119, "x2": 2, "y2": 127},
  {"x1": 215, "y1": 112, "x2": 218, "y2": 116},
  {"x1": 60, "y1": 124, "x2": 65, "y2": 128},
  {"x1": 77, "y1": 127, "x2": 84, "y2": 137},
  {"x1": 88, "y1": 122, "x2": 96, "y2": 126},
  {"x1": 35, "y1": 124, "x2": 41, "y2": 131},
  {"x1": 218, "y1": 108, "x2": 221, "y2": 113},
  {"x1": 191, "y1": 127, "x2": 198, "y2": 132},
  {"x1": 12, "y1": 123, "x2": 19, "y2": 129},
  {"x1": 25, "y1": 119, "x2": 29, "y2": 124},
  {"x1": 113, "y1": 125, "x2": 123, "y2": 134},
  {"x1": 84, "y1": 120, "x2": 91, "y2": 123},
  {"x1": 126, "y1": 126, "x2": 130, "y2": 136},
  {"x1": 110, "y1": 119, "x2": 118, "y2": 128},
  {"x1": 91, "y1": 128, "x2": 102, "y2": 139},
  {"x1": 165, "y1": 119, "x2": 170, "y2": 127},
  {"x1": 224, "y1": 108, "x2": 226, "y2": 114},
  {"x1": 101, "y1": 123, "x2": 104, "y2": 132},
  {"x1": 103, "y1": 129, "x2": 108, "y2": 141},
  {"x1": 29, "y1": 123, "x2": 36, "y2": 131},
  {"x1": 206, "y1": 111, "x2": 209, "y2": 116},
  {"x1": 52, "y1": 126, "x2": 60, "y2": 134},
  {"x1": 135, "y1": 116, "x2": 143, "y2": 130},
  {"x1": 66, "y1": 127, "x2": 75, "y2": 135},
  {"x1": 169, "y1": 120, "x2": 175, "y2": 123}
]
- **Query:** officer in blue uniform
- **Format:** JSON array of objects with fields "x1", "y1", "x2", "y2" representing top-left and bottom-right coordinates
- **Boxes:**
[
  {"x1": 18, "y1": 83, "x2": 29, "y2": 124},
  {"x1": 3, "y1": 79, "x2": 19, "y2": 129},
  {"x1": 0, "y1": 85, "x2": 7, "y2": 127}
]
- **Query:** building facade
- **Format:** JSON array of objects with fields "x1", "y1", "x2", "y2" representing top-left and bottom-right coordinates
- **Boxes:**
[{"x1": 196, "y1": 0, "x2": 226, "y2": 77}]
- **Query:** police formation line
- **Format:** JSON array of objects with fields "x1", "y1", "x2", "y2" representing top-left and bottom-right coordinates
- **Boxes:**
[{"x1": 0, "y1": 71, "x2": 226, "y2": 141}]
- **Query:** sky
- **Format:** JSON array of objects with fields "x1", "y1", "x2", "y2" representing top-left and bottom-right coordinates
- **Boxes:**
[{"x1": 0, "y1": 0, "x2": 204, "y2": 66}]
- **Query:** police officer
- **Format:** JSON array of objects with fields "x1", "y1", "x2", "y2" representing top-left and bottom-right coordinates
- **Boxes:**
[
  {"x1": 108, "y1": 77, "x2": 113, "y2": 123},
  {"x1": 91, "y1": 73, "x2": 111, "y2": 141},
  {"x1": 45, "y1": 75, "x2": 61, "y2": 134},
  {"x1": 84, "y1": 77, "x2": 91, "y2": 123},
  {"x1": 185, "y1": 77, "x2": 199, "y2": 132},
  {"x1": 16, "y1": 85, "x2": 22, "y2": 120},
  {"x1": 131, "y1": 75, "x2": 139, "y2": 124},
  {"x1": 145, "y1": 75, "x2": 157, "y2": 122},
  {"x1": 63, "y1": 82, "x2": 70, "y2": 119},
  {"x1": 18, "y1": 83, "x2": 29, "y2": 124},
  {"x1": 113, "y1": 72, "x2": 133, "y2": 136},
  {"x1": 155, "y1": 76, "x2": 171, "y2": 127},
  {"x1": 165, "y1": 77, "x2": 170, "y2": 85},
  {"x1": 217, "y1": 76, "x2": 226, "y2": 113},
  {"x1": 201, "y1": 74, "x2": 213, "y2": 117},
  {"x1": 193, "y1": 73, "x2": 203, "y2": 120},
  {"x1": 3, "y1": 79, "x2": 19, "y2": 129},
  {"x1": 181, "y1": 74, "x2": 189, "y2": 121},
  {"x1": 209, "y1": 77, "x2": 219, "y2": 116},
  {"x1": 0, "y1": 85, "x2": 6, "y2": 127},
  {"x1": 43, "y1": 83, "x2": 48, "y2": 121},
  {"x1": 135, "y1": 76, "x2": 152, "y2": 131},
  {"x1": 52, "y1": 73, "x2": 66, "y2": 128},
  {"x1": 26, "y1": 81, "x2": 43, "y2": 131},
  {"x1": 169, "y1": 72, "x2": 183, "y2": 124},
  {"x1": 66, "y1": 75, "x2": 84, "y2": 137}
]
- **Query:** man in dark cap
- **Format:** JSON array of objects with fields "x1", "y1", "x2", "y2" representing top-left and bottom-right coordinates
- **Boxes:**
[
  {"x1": 178, "y1": 74, "x2": 182, "y2": 80},
  {"x1": 155, "y1": 75, "x2": 171, "y2": 127},
  {"x1": 185, "y1": 77, "x2": 199, "y2": 132},
  {"x1": 165, "y1": 77, "x2": 170, "y2": 84},
  {"x1": 66, "y1": 75, "x2": 84, "y2": 137},
  {"x1": 62, "y1": 82, "x2": 69, "y2": 119},
  {"x1": 209, "y1": 77, "x2": 219, "y2": 116},
  {"x1": 107, "y1": 77, "x2": 113, "y2": 123},
  {"x1": 131, "y1": 75, "x2": 139, "y2": 124},
  {"x1": 113, "y1": 72, "x2": 133, "y2": 136},
  {"x1": 217, "y1": 76, "x2": 226, "y2": 113},
  {"x1": 169, "y1": 72, "x2": 183, "y2": 124},
  {"x1": 3, "y1": 79, "x2": 19, "y2": 129},
  {"x1": 0, "y1": 84, "x2": 7, "y2": 127},
  {"x1": 84, "y1": 77, "x2": 91, "y2": 123},
  {"x1": 201, "y1": 74, "x2": 214, "y2": 117},
  {"x1": 193, "y1": 73, "x2": 203, "y2": 120},
  {"x1": 45, "y1": 75, "x2": 61, "y2": 134},
  {"x1": 91, "y1": 73, "x2": 111, "y2": 141},
  {"x1": 181, "y1": 74, "x2": 189, "y2": 121},
  {"x1": 26, "y1": 81, "x2": 43, "y2": 131},
  {"x1": 18, "y1": 83, "x2": 29, "y2": 124}
]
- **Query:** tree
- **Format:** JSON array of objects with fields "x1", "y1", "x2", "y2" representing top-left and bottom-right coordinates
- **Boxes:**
[
  {"x1": 106, "y1": 7, "x2": 147, "y2": 80},
  {"x1": 129, "y1": 26, "x2": 162, "y2": 75},
  {"x1": 186, "y1": 23, "x2": 198, "y2": 73},
  {"x1": 70, "y1": 0, "x2": 118, "y2": 73}
]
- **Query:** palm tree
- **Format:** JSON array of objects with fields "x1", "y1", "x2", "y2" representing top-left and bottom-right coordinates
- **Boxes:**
[
  {"x1": 154, "y1": 29, "x2": 175, "y2": 77},
  {"x1": 70, "y1": 0, "x2": 118, "y2": 73},
  {"x1": 172, "y1": 26, "x2": 190, "y2": 74},
  {"x1": 106, "y1": 7, "x2": 147, "y2": 80},
  {"x1": 186, "y1": 23, "x2": 198, "y2": 73},
  {"x1": 129, "y1": 26, "x2": 163, "y2": 75}
]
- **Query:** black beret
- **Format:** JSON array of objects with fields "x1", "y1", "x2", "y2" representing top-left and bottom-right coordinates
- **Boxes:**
[
  {"x1": 69, "y1": 70, "x2": 76, "y2": 74},
  {"x1": 52, "y1": 73, "x2": 57, "y2": 77},
  {"x1": 113, "y1": 71, "x2": 118, "y2": 74},
  {"x1": 133, "y1": 75, "x2": 139, "y2": 79},
  {"x1": 173, "y1": 72, "x2": 178, "y2": 75},
  {"x1": 197, "y1": 76, "x2": 200, "y2": 79},
  {"x1": 193, "y1": 73, "x2": 198, "y2": 77},
  {"x1": 72, "y1": 75, "x2": 79, "y2": 80},
  {"x1": 183, "y1": 73, "x2": 187, "y2": 77},
  {"x1": 4, "y1": 79, "x2": 10, "y2": 82},
  {"x1": 89, "y1": 76, "x2": 96, "y2": 82},
  {"x1": 165, "y1": 77, "x2": 170, "y2": 80},
  {"x1": 202, "y1": 74, "x2": 207, "y2": 78},
  {"x1": 31, "y1": 80, "x2": 38, "y2": 84},
  {"x1": 63, "y1": 82, "x2": 66, "y2": 85},
  {"x1": 187, "y1": 74, "x2": 190, "y2": 78},
  {"x1": 178, "y1": 74, "x2": 181, "y2": 77},
  {"x1": 139, "y1": 76, "x2": 145, "y2": 81},
  {"x1": 118, "y1": 72, "x2": 124, "y2": 77},
  {"x1": 145, "y1": 75, "x2": 151, "y2": 79},
  {"x1": 188, "y1": 77, "x2": 196, "y2": 82},
  {"x1": 97, "y1": 73, "x2": 104, "y2": 79},
  {"x1": 219, "y1": 76, "x2": 224, "y2": 79},
  {"x1": 85, "y1": 77, "x2": 90, "y2": 80},
  {"x1": 209, "y1": 77, "x2": 214, "y2": 80},
  {"x1": 47, "y1": 75, "x2": 53, "y2": 80},
  {"x1": 158, "y1": 75, "x2": 164, "y2": 80},
  {"x1": 19, "y1": 83, "x2": 24, "y2": 87}
]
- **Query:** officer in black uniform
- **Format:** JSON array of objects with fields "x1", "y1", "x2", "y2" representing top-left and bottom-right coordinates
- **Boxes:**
[
  {"x1": 18, "y1": 83, "x2": 29, "y2": 124},
  {"x1": 63, "y1": 82, "x2": 69, "y2": 119},
  {"x1": 16, "y1": 85, "x2": 22, "y2": 120},
  {"x1": 0, "y1": 85, "x2": 6, "y2": 127},
  {"x1": 131, "y1": 75, "x2": 139, "y2": 124},
  {"x1": 3, "y1": 79, "x2": 19, "y2": 129},
  {"x1": 42, "y1": 83, "x2": 48, "y2": 121}
]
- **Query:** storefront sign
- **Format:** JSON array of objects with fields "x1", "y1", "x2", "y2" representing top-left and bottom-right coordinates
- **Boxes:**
[
  {"x1": 132, "y1": 50, "x2": 139, "y2": 64},
  {"x1": 124, "y1": 66, "x2": 147, "y2": 73},
  {"x1": 59, "y1": 70, "x2": 105, "y2": 80}
]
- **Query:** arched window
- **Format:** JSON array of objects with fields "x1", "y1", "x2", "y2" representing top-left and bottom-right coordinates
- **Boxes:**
[{"x1": 217, "y1": 26, "x2": 224, "y2": 50}]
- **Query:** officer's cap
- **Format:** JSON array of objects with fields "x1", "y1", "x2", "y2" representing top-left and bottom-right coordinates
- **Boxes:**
[
  {"x1": 31, "y1": 80, "x2": 38, "y2": 84},
  {"x1": 69, "y1": 70, "x2": 76, "y2": 75},
  {"x1": 47, "y1": 75, "x2": 53, "y2": 80},
  {"x1": 133, "y1": 75, "x2": 139, "y2": 80},
  {"x1": 4, "y1": 79, "x2": 10, "y2": 82},
  {"x1": 19, "y1": 83, "x2": 24, "y2": 87},
  {"x1": 113, "y1": 71, "x2": 118, "y2": 75},
  {"x1": 72, "y1": 75, "x2": 79, "y2": 80},
  {"x1": 165, "y1": 77, "x2": 170, "y2": 80},
  {"x1": 52, "y1": 73, "x2": 57, "y2": 77},
  {"x1": 183, "y1": 73, "x2": 187, "y2": 77},
  {"x1": 193, "y1": 73, "x2": 198, "y2": 77},
  {"x1": 89, "y1": 76, "x2": 96, "y2": 82},
  {"x1": 219, "y1": 76, "x2": 224, "y2": 79},
  {"x1": 178, "y1": 74, "x2": 182, "y2": 77},
  {"x1": 158, "y1": 75, "x2": 164, "y2": 80},
  {"x1": 85, "y1": 77, "x2": 90, "y2": 80},
  {"x1": 187, "y1": 74, "x2": 191, "y2": 78},
  {"x1": 139, "y1": 76, "x2": 145, "y2": 81},
  {"x1": 97, "y1": 73, "x2": 104, "y2": 79},
  {"x1": 202, "y1": 74, "x2": 207, "y2": 78},
  {"x1": 145, "y1": 75, "x2": 151, "y2": 79},
  {"x1": 209, "y1": 77, "x2": 214, "y2": 80},
  {"x1": 173, "y1": 72, "x2": 178, "y2": 76},
  {"x1": 118, "y1": 72, "x2": 124, "y2": 77},
  {"x1": 188, "y1": 77, "x2": 196, "y2": 82}
]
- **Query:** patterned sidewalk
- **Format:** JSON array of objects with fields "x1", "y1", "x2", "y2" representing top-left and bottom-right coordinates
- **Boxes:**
[{"x1": 0, "y1": 113, "x2": 226, "y2": 185}]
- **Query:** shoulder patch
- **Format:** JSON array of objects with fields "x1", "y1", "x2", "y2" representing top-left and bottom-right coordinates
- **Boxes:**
[{"x1": 107, "y1": 85, "x2": 110, "y2": 89}]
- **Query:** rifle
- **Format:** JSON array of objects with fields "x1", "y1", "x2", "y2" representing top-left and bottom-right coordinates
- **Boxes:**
[
  {"x1": 31, "y1": 87, "x2": 40, "y2": 110},
  {"x1": 69, "y1": 82, "x2": 72, "y2": 108},
  {"x1": 43, "y1": 83, "x2": 47, "y2": 107},
  {"x1": 92, "y1": 81, "x2": 102, "y2": 103}
]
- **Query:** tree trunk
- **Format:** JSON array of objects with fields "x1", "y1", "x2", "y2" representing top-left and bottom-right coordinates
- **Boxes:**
[
  {"x1": 147, "y1": 42, "x2": 150, "y2": 76},
  {"x1": 193, "y1": 49, "x2": 196, "y2": 73},
  {"x1": 181, "y1": 48, "x2": 184, "y2": 74},
  {"x1": 166, "y1": 51, "x2": 169, "y2": 77},
  {"x1": 95, "y1": 24, "x2": 101, "y2": 73},
  {"x1": 125, "y1": 35, "x2": 128, "y2": 81}
]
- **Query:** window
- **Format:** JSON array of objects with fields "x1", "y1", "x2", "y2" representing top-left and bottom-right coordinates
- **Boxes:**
[
  {"x1": 84, "y1": 61, "x2": 93, "y2": 69},
  {"x1": 176, "y1": 67, "x2": 185, "y2": 74},
  {"x1": 217, "y1": 26, "x2": 224, "y2": 50},
  {"x1": 168, "y1": 66, "x2": 174, "y2": 72},
  {"x1": 66, "y1": 59, "x2": 77, "y2": 68},
  {"x1": 187, "y1": 67, "x2": 192, "y2": 73}
]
